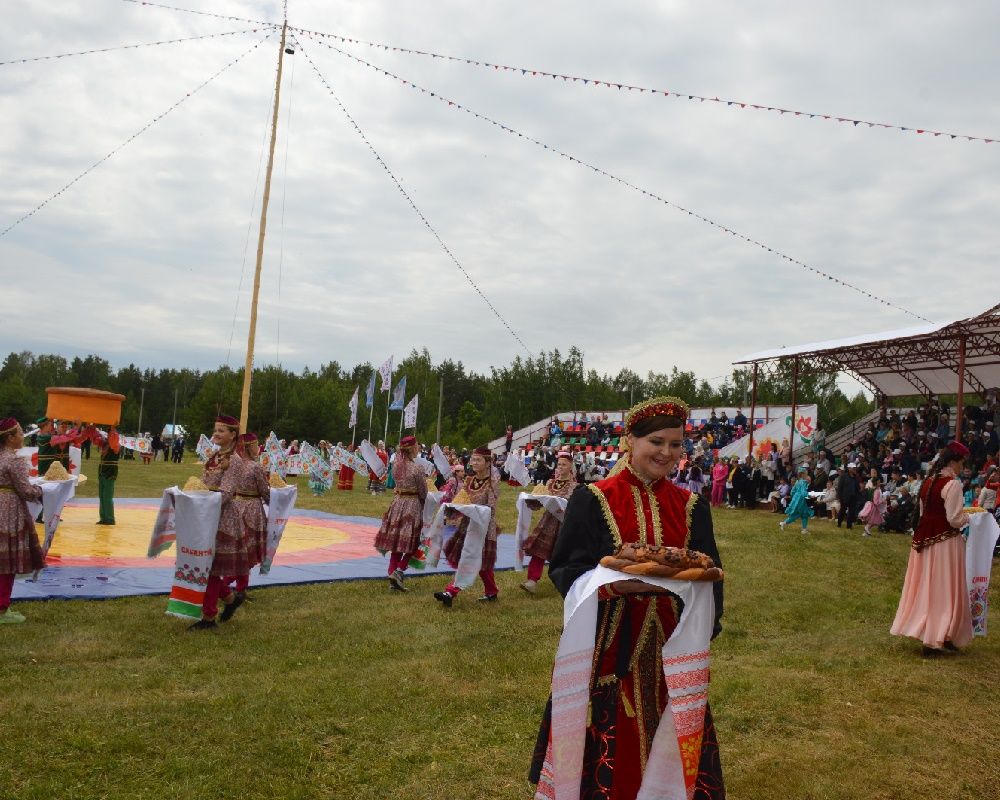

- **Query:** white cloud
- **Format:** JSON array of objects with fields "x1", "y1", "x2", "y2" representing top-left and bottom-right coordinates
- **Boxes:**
[{"x1": 1, "y1": 0, "x2": 997, "y2": 386}]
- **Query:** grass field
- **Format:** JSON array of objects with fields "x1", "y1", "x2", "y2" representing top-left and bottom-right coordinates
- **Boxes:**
[{"x1": 2, "y1": 456, "x2": 998, "y2": 799}]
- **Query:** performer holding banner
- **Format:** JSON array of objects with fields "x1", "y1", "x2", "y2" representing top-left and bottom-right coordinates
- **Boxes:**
[
  {"x1": 530, "y1": 397, "x2": 725, "y2": 800},
  {"x1": 433, "y1": 447, "x2": 501, "y2": 606},
  {"x1": 519, "y1": 451, "x2": 577, "y2": 594},
  {"x1": 0, "y1": 418, "x2": 44, "y2": 624},
  {"x1": 190, "y1": 415, "x2": 270, "y2": 630},
  {"x1": 337, "y1": 444, "x2": 357, "y2": 491},
  {"x1": 374, "y1": 435, "x2": 428, "y2": 592},
  {"x1": 891, "y1": 441, "x2": 974, "y2": 656}
]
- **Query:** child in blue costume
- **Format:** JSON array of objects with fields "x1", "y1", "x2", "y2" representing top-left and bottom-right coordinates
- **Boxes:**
[{"x1": 780, "y1": 466, "x2": 814, "y2": 533}]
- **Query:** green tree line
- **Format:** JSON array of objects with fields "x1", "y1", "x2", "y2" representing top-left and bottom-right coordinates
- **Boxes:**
[{"x1": 0, "y1": 348, "x2": 875, "y2": 449}]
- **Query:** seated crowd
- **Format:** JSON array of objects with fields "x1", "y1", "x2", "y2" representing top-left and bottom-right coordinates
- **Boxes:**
[{"x1": 523, "y1": 397, "x2": 1000, "y2": 535}]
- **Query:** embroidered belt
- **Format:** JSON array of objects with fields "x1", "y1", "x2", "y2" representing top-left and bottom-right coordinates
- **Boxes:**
[
  {"x1": 912, "y1": 528, "x2": 962, "y2": 552},
  {"x1": 394, "y1": 490, "x2": 418, "y2": 496},
  {"x1": 234, "y1": 492, "x2": 260, "y2": 499},
  {"x1": 0, "y1": 486, "x2": 14, "y2": 493}
]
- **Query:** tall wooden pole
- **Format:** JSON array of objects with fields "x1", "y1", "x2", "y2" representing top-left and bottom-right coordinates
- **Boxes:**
[
  {"x1": 239, "y1": 21, "x2": 288, "y2": 432},
  {"x1": 436, "y1": 375, "x2": 444, "y2": 444}
]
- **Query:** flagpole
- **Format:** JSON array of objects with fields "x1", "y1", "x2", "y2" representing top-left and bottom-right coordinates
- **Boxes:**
[
  {"x1": 398, "y1": 409, "x2": 403, "y2": 442},
  {"x1": 239, "y1": 20, "x2": 288, "y2": 432},
  {"x1": 383, "y1": 362, "x2": 392, "y2": 444},
  {"x1": 351, "y1": 424, "x2": 356, "y2": 447}
]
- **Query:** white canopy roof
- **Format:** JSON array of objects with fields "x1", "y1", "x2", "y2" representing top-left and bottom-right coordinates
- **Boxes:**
[{"x1": 735, "y1": 303, "x2": 1000, "y2": 397}]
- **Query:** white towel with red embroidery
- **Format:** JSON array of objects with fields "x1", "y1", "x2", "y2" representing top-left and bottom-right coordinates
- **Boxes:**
[{"x1": 536, "y1": 566, "x2": 716, "y2": 800}]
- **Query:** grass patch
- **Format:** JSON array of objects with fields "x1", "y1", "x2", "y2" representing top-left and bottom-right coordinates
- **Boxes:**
[{"x1": 2, "y1": 458, "x2": 998, "y2": 799}]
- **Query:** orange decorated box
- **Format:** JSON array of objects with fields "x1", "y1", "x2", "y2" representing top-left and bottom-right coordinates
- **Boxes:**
[{"x1": 46, "y1": 387, "x2": 126, "y2": 425}]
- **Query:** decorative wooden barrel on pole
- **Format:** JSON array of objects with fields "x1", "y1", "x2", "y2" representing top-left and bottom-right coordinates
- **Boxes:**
[{"x1": 45, "y1": 387, "x2": 126, "y2": 425}]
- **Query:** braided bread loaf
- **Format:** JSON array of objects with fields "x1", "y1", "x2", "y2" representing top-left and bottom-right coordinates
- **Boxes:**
[{"x1": 599, "y1": 544, "x2": 723, "y2": 582}]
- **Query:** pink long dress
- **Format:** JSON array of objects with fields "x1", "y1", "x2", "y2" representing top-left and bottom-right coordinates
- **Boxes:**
[
  {"x1": 710, "y1": 462, "x2": 729, "y2": 507},
  {"x1": 890, "y1": 468, "x2": 972, "y2": 649}
]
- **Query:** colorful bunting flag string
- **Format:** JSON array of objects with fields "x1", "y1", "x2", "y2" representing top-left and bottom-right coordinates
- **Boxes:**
[
  {"x1": 121, "y1": 0, "x2": 278, "y2": 28},
  {"x1": 301, "y1": 32, "x2": 931, "y2": 323},
  {"x1": 0, "y1": 33, "x2": 273, "y2": 239},
  {"x1": 0, "y1": 29, "x2": 265, "y2": 67},
  {"x1": 294, "y1": 37, "x2": 534, "y2": 354},
  {"x1": 290, "y1": 24, "x2": 996, "y2": 146}
]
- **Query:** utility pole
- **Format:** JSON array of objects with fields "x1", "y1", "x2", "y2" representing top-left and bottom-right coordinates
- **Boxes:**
[
  {"x1": 137, "y1": 386, "x2": 146, "y2": 435},
  {"x1": 171, "y1": 386, "x2": 178, "y2": 441}
]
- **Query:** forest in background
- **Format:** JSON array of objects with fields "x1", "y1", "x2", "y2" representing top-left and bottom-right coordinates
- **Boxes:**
[{"x1": 0, "y1": 348, "x2": 875, "y2": 449}]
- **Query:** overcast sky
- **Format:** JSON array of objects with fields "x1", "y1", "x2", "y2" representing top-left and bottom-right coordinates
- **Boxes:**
[{"x1": 2, "y1": 1, "x2": 998, "y2": 389}]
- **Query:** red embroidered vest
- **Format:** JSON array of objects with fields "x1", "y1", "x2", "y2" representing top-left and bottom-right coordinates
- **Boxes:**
[
  {"x1": 913, "y1": 475, "x2": 961, "y2": 552},
  {"x1": 588, "y1": 464, "x2": 697, "y2": 549}
]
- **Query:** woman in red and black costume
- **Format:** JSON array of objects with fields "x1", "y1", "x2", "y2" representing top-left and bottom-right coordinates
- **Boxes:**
[
  {"x1": 190, "y1": 415, "x2": 270, "y2": 630},
  {"x1": 374, "y1": 435, "x2": 428, "y2": 592},
  {"x1": 890, "y1": 440, "x2": 973, "y2": 656},
  {"x1": 529, "y1": 397, "x2": 725, "y2": 800},
  {"x1": 434, "y1": 446, "x2": 501, "y2": 606}
]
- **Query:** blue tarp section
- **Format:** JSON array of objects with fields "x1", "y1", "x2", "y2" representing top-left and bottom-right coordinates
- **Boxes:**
[{"x1": 12, "y1": 499, "x2": 522, "y2": 601}]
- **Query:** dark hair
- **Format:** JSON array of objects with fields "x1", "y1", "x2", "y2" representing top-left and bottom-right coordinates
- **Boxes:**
[
  {"x1": 931, "y1": 446, "x2": 964, "y2": 476},
  {"x1": 630, "y1": 414, "x2": 684, "y2": 438},
  {"x1": 0, "y1": 429, "x2": 18, "y2": 448}
]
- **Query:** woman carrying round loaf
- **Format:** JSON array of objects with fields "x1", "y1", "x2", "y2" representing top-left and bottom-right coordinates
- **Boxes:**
[
  {"x1": 519, "y1": 450, "x2": 577, "y2": 594},
  {"x1": 529, "y1": 396, "x2": 725, "y2": 799},
  {"x1": 374, "y1": 435, "x2": 428, "y2": 592},
  {"x1": 189, "y1": 414, "x2": 270, "y2": 630}
]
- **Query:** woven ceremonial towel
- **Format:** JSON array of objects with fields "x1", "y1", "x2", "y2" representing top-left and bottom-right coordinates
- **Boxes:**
[
  {"x1": 23, "y1": 476, "x2": 77, "y2": 579},
  {"x1": 260, "y1": 485, "x2": 298, "y2": 574},
  {"x1": 536, "y1": 566, "x2": 715, "y2": 800},
  {"x1": 27, "y1": 476, "x2": 78, "y2": 559},
  {"x1": 967, "y1": 513, "x2": 1000, "y2": 636},
  {"x1": 514, "y1": 492, "x2": 569, "y2": 571},
  {"x1": 431, "y1": 444, "x2": 453, "y2": 479},
  {"x1": 147, "y1": 488, "x2": 222, "y2": 619},
  {"x1": 424, "y1": 502, "x2": 491, "y2": 589}
]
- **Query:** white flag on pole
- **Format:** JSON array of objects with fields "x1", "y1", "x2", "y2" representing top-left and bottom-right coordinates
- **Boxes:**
[
  {"x1": 403, "y1": 394, "x2": 419, "y2": 428},
  {"x1": 378, "y1": 356, "x2": 394, "y2": 391},
  {"x1": 348, "y1": 387, "x2": 359, "y2": 428}
]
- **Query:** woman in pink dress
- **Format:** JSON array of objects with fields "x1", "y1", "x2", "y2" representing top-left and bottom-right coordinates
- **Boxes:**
[
  {"x1": 0, "y1": 418, "x2": 44, "y2": 623},
  {"x1": 890, "y1": 441, "x2": 973, "y2": 656},
  {"x1": 373, "y1": 435, "x2": 428, "y2": 592},
  {"x1": 710, "y1": 457, "x2": 729, "y2": 507}
]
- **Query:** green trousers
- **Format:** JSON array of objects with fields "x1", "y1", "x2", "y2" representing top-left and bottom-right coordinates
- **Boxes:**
[{"x1": 98, "y1": 474, "x2": 116, "y2": 524}]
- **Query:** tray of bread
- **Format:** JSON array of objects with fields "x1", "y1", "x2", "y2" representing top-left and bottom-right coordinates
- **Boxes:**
[
  {"x1": 599, "y1": 543, "x2": 724, "y2": 582},
  {"x1": 965, "y1": 506, "x2": 987, "y2": 514},
  {"x1": 269, "y1": 472, "x2": 288, "y2": 489}
]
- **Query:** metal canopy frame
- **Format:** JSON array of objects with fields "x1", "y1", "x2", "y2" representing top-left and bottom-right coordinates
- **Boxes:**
[{"x1": 734, "y1": 302, "x2": 1000, "y2": 460}]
